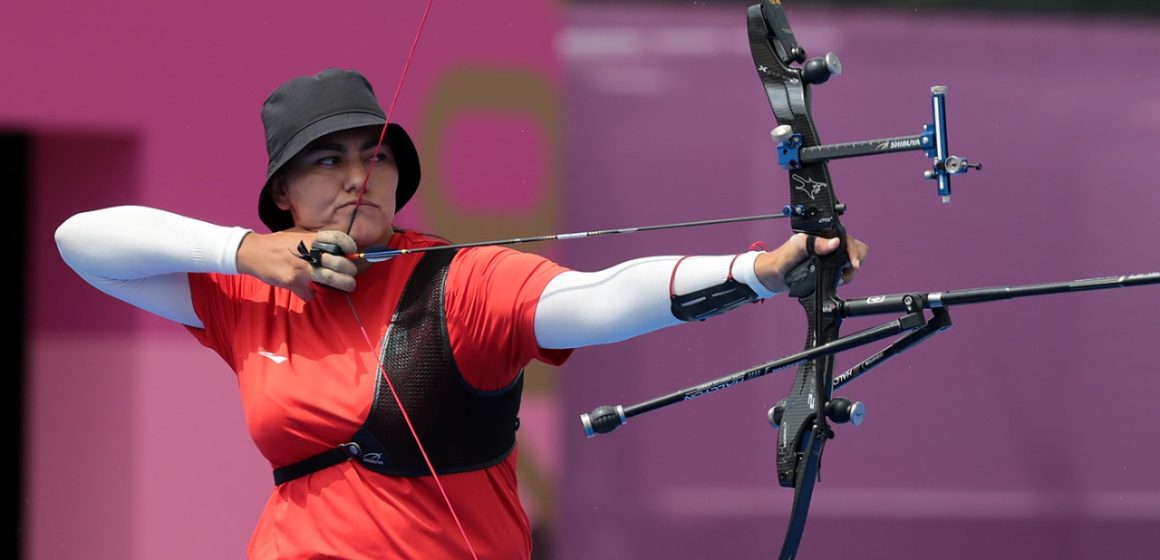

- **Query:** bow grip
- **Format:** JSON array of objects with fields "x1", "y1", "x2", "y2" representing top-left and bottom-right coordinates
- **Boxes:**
[{"x1": 784, "y1": 234, "x2": 848, "y2": 299}]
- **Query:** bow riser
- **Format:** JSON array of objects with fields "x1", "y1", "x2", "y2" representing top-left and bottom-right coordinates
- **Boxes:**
[{"x1": 749, "y1": 2, "x2": 849, "y2": 558}]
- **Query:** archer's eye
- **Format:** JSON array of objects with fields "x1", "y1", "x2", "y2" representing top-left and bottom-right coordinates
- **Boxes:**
[
  {"x1": 317, "y1": 156, "x2": 340, "y2": 166},
  {"x1": 368, "y1": 150, "x2": 392, "y2": 164}
]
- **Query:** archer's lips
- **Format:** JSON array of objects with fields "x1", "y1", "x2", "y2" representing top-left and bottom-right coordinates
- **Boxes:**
[{"x1": 339, "y1": 201, "x2": 379, "y2": 210}]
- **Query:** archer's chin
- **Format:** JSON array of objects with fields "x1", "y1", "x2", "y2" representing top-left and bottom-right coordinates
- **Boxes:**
[{"x1": 347, "y1": 219, "x2": 394, "y2": 250}]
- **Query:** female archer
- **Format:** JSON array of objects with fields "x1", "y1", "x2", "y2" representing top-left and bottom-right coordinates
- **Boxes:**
[{"x1": 55, "y1": 67, "x2": 867, "y2": 559}]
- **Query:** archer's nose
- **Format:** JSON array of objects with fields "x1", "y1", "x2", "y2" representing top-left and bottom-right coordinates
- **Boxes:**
[{"x1": 344, "y1": 163, "x2": 370, "y2": 192}]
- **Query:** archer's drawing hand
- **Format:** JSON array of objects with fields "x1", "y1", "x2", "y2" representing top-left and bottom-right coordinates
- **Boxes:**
[
  {"x1": 756, "y1": 233, "x2": 869, "y2": 293},
  {"x1": 307, "y1": 231, "x2": 359, "y2": 293},
  {"x1": 236, "y1": 230, "x2": 358, "y2": 300}
]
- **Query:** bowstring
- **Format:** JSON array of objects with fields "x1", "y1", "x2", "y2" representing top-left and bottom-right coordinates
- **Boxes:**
[{"x1": 341, "y1": 1, "x2": 480, "y2": 557}]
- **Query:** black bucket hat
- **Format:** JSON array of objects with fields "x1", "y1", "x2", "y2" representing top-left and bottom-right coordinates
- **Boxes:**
[{"x1": 257, "y1": 68, "x2": 421, "y2": 231}]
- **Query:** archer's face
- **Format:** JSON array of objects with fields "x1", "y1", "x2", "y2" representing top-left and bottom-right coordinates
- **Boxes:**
[{"x1": 272, "y1": 126, "x2": 399, "y2": 249}]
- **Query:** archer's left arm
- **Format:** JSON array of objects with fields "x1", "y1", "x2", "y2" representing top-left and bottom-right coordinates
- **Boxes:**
[{"x1": 533, "y1": 233, "x2": 867, "y2": 350}]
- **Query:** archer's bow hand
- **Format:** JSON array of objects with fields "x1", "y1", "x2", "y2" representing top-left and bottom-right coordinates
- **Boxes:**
[{"x1": 755, "y1": 232, "x2": 869, "y2": 293}]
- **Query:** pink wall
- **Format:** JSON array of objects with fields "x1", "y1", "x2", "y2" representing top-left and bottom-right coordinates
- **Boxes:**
[{"x1": 12, "y1": 1, "x2": 562, "y2": 558}]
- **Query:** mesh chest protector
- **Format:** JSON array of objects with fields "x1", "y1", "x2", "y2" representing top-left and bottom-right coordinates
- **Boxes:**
[{"x1": 273, "y1": 249, "x2": 524, "y2": 484}]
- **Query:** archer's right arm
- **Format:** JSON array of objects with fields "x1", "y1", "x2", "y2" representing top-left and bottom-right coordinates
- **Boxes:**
[
  {"x1": 55, "y1": 205, "x2": 252, "y2": 328},
  {"x1": 55, "y1": 206, "x2": 359, "y2": 326}
]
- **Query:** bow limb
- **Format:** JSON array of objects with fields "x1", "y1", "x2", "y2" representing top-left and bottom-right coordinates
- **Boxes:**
[{"x1": 747, "y1": 2, "x2": 848, "y2": 558}]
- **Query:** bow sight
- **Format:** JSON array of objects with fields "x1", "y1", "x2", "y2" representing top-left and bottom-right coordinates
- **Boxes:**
[
  {"x1": 773, "y1": 83, "x2": 982, "y2": 204},
  {"x1": 580, "y1": 1, "x2": 1160, "y2": 559}
]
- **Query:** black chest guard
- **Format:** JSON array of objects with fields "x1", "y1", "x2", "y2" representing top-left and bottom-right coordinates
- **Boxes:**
[{"x1": 273, "y1": 249, "x2": 524, "y2": 484}]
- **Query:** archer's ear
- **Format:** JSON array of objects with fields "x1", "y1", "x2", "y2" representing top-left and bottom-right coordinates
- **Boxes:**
[{"x1": 270, "y1": 175, "x2": 291, "y2": 211}]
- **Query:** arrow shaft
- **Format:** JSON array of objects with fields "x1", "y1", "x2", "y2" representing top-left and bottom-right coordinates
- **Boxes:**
[{"x1": 356, "y1": 212, "x2": 790, "y2": 262}]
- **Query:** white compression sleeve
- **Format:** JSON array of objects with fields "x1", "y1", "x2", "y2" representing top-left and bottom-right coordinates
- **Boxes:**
[
  {"x1": 55, "y1": 205, "x2": 252, "y2": 327},
  {"x1": 534, "y1": 251, "x2": 775, "y2": 349}
]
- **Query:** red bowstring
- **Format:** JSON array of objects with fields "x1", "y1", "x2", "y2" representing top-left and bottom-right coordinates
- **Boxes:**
[{"x1": 342, "y1": 1, "x2": 480, "y2": 558}]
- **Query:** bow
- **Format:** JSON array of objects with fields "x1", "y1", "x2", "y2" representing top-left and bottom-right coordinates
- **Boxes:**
[
  {"x1": 745, "y1": 4, "x2": 849, "y2": 557},
  {"x1": 573, "y1": 2, "x2": 1160, "y2": 558},
  {"x1": 752, "y1": 1, "x2": 984, "y2": 556},
  {"x1": 581, "y1": 1, "x2": 980, "y2": 557}
]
